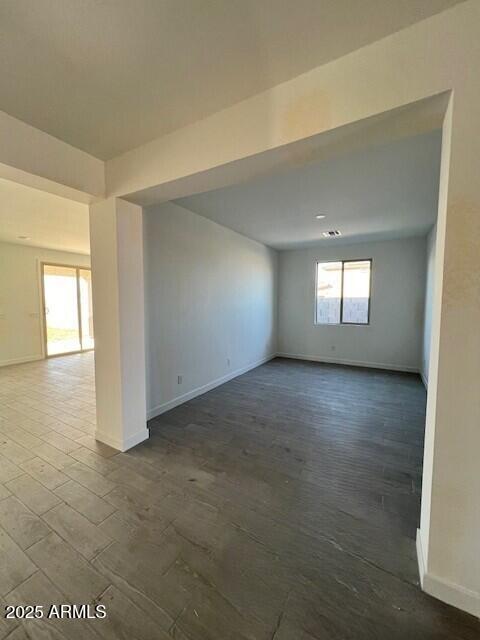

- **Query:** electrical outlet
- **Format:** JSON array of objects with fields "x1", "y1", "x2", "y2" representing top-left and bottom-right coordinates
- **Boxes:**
[
  {"x1": 227, "y1": 358, "x2": 231, "y2": 367},
  {"x1": 177, "y1": 375, "x2": 182, "y2": 385},
  {"x1": 331, "y1": 345, "x2": 336, "y2": 351}
]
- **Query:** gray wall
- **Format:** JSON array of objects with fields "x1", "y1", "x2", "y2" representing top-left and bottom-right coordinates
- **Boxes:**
[
  {"x1": 277, "y1": 236, "x2": 426, "y2": 371},
  {"x1": 144, "y1": 201, "x2": 277, "y2": 417},
  {"x1": 422, "y1": 224, "x2": 437, "y2": 386}
]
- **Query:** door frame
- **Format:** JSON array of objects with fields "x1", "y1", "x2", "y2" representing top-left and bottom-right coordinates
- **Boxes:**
[{"x1": 40, "y1": 261, "x2": 94, "y2": 358}]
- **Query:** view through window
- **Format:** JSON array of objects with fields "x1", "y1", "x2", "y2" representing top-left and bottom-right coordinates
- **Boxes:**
[
  {"x1": 315, "y1": 259, "x2": 371, "y2": 325},
  {"x1": 42, "y1": 264, "x2": 94, "y2": 356}
]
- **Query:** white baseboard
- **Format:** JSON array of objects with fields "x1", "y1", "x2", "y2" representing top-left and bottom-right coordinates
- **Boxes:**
[
  {"x1": 148, "y1": 352, "x2": 419, "y2": 421},
  {"x1": 0, "y1": 354, "x2": 44, "y2": 368},
  {"x1": 416, "y1": 528, "x2": 427, "y2": 589},
  {"x1": 147, "y1": 354, "x2": 276, "y2": 420},
  {"x1": 277, "y1": 352, "x2": 419, "y2": 373},
  {"x1": 420, "y1": 371, "x2": 428, "y2": 389},
  {"x1": 416, "y1": 529, "x2": 480, "y2": 618},
  {"x1": 95, "y1": 427, "x2": 149, "y2": 452}
]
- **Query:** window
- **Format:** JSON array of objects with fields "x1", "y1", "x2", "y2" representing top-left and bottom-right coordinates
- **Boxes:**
[{"x1": 315, "y1": 259, "x2": 371, "y2": 325}]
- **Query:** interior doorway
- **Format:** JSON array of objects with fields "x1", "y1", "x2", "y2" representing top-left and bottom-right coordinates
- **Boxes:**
[{"x1": 41, "y1": 263, "x2": 94, "y2": 356}]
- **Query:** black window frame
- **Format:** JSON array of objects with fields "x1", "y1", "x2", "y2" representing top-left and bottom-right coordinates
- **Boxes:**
[{"x1": 314, "y1": 258, "x2": 372, "y2": 326}]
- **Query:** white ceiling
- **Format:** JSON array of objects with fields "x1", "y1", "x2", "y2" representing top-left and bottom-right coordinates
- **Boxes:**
[
  {"x1": 0, "y1": 178, "x2": 90, "y2": 255},
  {"x1": 0, "y1": 0, "x2": 460, "y2": 159},
  {"x1": 175, "y1": 130, "x2": 442, "y2": 249}
]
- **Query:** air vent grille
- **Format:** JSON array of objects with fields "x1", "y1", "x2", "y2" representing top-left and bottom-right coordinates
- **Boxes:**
[{"x1": 322, "y1": 230, "x2": 342, "y2": 238}]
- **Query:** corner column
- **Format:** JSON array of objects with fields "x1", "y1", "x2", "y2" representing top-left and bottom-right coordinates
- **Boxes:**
[
  {"x1": 89, "y1": 197, "x2": 148, "y2": 451},
  {"x1": 418, "y1": 93, "x2": 480, "y2": 616}
]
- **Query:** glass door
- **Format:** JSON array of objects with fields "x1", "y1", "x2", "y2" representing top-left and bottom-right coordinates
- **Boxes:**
[{"x1": 42, "y1": 264, "x2": 94, "y2": 356}]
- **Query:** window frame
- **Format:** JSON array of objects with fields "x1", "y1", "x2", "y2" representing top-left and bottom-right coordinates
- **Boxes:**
[{"x1": 314, "y1": 258, "x2": 372, "y2": 326}]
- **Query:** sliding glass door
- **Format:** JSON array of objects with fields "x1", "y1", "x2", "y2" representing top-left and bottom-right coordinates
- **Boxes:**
[{"x1": 42, "y1": 264, "x2": 94, "y2": 356}]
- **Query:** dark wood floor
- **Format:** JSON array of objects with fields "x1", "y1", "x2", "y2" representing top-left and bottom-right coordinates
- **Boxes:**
[{"x1": 1, "y1": 355, "x2": 479, "y2": 639}]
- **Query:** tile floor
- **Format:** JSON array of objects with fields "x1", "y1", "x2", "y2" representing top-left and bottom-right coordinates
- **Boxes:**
[{"x1": 0, "y1": 353, "x2": 478, "y2": 639}]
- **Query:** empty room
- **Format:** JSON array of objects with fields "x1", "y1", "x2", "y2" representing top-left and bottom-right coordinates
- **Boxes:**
[{"x1": 0, "y1": 2, "x2": 479, "y2": 639}]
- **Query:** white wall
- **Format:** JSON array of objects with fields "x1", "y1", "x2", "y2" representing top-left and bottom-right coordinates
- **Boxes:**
[
  {"x1": 0, "y1": 241, "x2": 90, "y2": 366},
  {"x1": 0, "y1": 0, "x2": 475, "y2": 614},
  {"x1": 144, "y1": 201, "x2": 277, "y2": 417},
  {"x1": 421, "y1": 225, "x2": 437, "y2": 386},
  {"x1": 105, "y1": 2, "x2": 480, "y2": 613},
  {"x1": 89, "y1": 198, "x2": 148, "y2": 451},
  {"x1": 278, "y1": 236, "x2": 426, "y2": 372},
  {"x1": 0, "y1": 110, "x2": 104, "y2": 202}
]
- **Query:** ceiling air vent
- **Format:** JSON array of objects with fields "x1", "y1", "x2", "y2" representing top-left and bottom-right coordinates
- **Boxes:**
[{"x1": 322, "y1": 230, "x2": 342, "y2": 238}]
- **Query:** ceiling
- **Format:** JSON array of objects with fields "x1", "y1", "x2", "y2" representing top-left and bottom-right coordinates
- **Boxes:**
[
  {"x1": 175, "y1": 130, "x2": 442, "y2": 249},
  {"x1": 131, "y1": 92, "x2": 448, "y2": 206},
  {"x1": 0, "y1": 0, "x2": 461, "y2": 159},
  {"x1": 0, "y1": 178, "x2": 90, "y2": 254}
]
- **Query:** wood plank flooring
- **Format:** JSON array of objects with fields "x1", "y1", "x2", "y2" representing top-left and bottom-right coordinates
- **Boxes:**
[{"x1": 0, "y1": 353, "x2": 478, "y2": 639}]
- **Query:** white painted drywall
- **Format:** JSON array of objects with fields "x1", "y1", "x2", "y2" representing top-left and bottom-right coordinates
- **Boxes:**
[
  {"x1": 104, "y1": 4, "x2": 480, "y2": 610},
  {"x1": 176, "y1": 131, "x2": 441, "y2": 249},
  {"x1": 0, "y1": 0, "x2": 476, "y2": 613},
  {"x1": 0, "y1": 241, "x2": 90, "y2": 366},
  {"x1": 278, "y1": 236, "x2": 426, "y2": 372},
  {"x1": 0, "y1": 178, "x2": 90, "y2": 254},
  {"x1": 105, "y1": 3, "x2": 475, "y2": 203},
  {"x1": 144, "y1": 201, "x2": 277, "y2": 417},
  {"x1": 0, "y1": 110, "x2": 104, "y2": 202},
  {"x1": 89, "y1": 198, "x2": 148, "y2": 451},
  {"x1": 421, "y1": 225, "x2": 437, "y2": 386}
]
